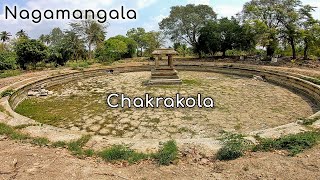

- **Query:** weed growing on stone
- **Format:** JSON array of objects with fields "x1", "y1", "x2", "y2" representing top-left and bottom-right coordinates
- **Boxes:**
[
  {"x1": 253, "y1": 131, "x2": 320, "y2": 156},
  {"x1": 98, "y1": 145, "x2": 150, "y2": 164},
  {"x1": 52, "y1": 141, "x2": 67, "y2": 148},
  {"x1": 31, "y1": 137, "x2": 50, "y2": 147},
  {"x1": 153, "y1": 140, "x2": 179, "y2": 165},
  {"x1": 1, "y1": 89, "x2": 15, "y2": 97},
  {"x1": 0, "y1": 123, "x2": 29, "y2": 141},
  {"x1": 216, "y1": 133, "x2": 251, "y2": 161},
  {"x1": 67, "y1": 135, "x2": 92, "y2": 157}
]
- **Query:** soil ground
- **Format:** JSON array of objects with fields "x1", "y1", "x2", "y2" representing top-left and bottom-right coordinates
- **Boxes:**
[
  {"x1": 0, "y1": 139, "x2": 319, "y2": 180},
  {"x1": 1, "y1": 60, "x2": 320, "y2": 179}
]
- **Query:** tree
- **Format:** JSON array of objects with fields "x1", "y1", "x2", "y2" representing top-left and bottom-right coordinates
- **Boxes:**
[
  {"x1": 197, "y1": 21, "x2": 220, "y2": 55},
  {"x1": 0, "y1": 31, "x2": 11, "y2": 43},
  {"x1": 275, "y1": 0, "x2": 303, "y2": 59},
  {"x1": 70, "y1": 20, "x2": 107, "y2": 59},
  {"x1": 49, "y1": 28, "x2": 64, "y2": 46},
  {"x1": 159, "y1": 4, "x2": 216, "y2": 50},
  {"x1": 197, "y1": 18, "x2": 255, "y2": 57},
  {"x1": 96, "y1": 38, "x2": 127, "y2": 62},
  {"x1": 109, "y1": 35, "x2": 137, "y2": 58},
  {"x1": 144, "y1": 31, "x2": 164, "y2": 56},
  {"x1": 242, "y1": 0, "x2": 281, "y2": 57},
  {"x1": 299, "y1": 5, "x2": 319, "y2": 59},
  {"x1": 177, "y1": 44, "x2": 190, "y2": 57},
  {"x1": 127, "y1": 28, "x2": 147, "y2": 57},
  {"x1": 16, "y1": 29, "x2": 28, "y2": 39},
  {"x1": 15, "y1": 39, "x2": 47, "y2": 69}
]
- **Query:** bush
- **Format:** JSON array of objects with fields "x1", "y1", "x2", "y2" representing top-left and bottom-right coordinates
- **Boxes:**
[
  {"x1": 153, "y1": 140, "x2": 178, "y2": 165},
  {"x1": 31, "y1": 137, "x2": 50, "y2": 147},
  {"x1": 15, "y1": 39, "x2": 47, "y2": 70},
  {"x1": 0, "y1": 51, "x2": 17, "y2": 70},
  {"x1": 98, "y1": 145, "x2": 149, "y2": 164},
  {"x1": 217, "y1": 133, "x2": 251, "y2": 161},
  {"x1": 67, "y1": 61, "x2": 89, "y2": 70},
  {"x1": 0, "y1": 70, "x2": 21, "y2": 78},
  {"x1": 253, "y1": 131, "x2": 320, "y2": 156},
  {"x1": 67, "y1": 135, "x2": 91, "y2": 156},
  {"x1": 0, "y1": 123, "x2": 29, "y2": 140},
  {"x1": 1, "y1": 89, "x2": 15, "y2": 97}
]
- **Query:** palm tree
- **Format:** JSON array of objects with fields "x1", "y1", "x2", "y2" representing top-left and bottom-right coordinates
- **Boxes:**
[
  {"x1": 0, "y1": 31, "x2": 11, "y2": 43},
  {"x1": 16, "y1": 29, "x2": 28, "y2": 38},
  {"x1": 70, "y1": 20, "x2": 107, "y2": 59}
]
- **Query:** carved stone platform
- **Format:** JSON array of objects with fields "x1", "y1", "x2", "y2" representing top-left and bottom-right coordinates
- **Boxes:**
[
  {"x1": 146, "y1": 48, "x2": 182, "y2": 86},
  {"x1": 147, "y1": 67, "x2": 182, "y2": 85}
]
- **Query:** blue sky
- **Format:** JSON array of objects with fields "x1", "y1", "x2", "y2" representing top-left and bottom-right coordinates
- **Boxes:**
[{"x1": 0, "y1": 0, "x2": 319, "y2": 39}]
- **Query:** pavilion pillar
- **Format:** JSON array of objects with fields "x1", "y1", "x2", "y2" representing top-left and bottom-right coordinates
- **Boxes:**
[
  {"x1": 168, "y1": 55, "x2": 173, "y2": 68},
  {"x1": 155, "y1": 55, "x2": 160, "y2": 68}
]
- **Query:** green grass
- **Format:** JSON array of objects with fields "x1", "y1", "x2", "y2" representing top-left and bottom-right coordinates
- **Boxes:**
[
  {"x1": 67, "y1": 135, "x2": 92, "y2": 157},
  {"x1": 253, "y1": 131, "x2": 320, "y2": 156},
  {"x1": 182, "y1": 79, "x2": 201, "y2": 86},
  {"x1": 52, "y1": 141, "x2": 67, "y2": 148},
  {"x1": 84, "y1": 149, "x2": 95, "y2": 157},
  {"x1": 0, "y1": 70, "x2": 22, "y2": 79},
  {"x1": 301, "y1": 76, "x2": 320, "y2": 85},
  {"x1": 98, "y1": 145, "x2": 149, "y2": 164},
  {"x1": 0, "y1": 123, "x2": 29, "y2": 140},
  {"x1": 15, "y1": 98, "x2": 84, "y2": 126},
  {"x1": 153, "y1": 140, "x2": 179, "y2": 165},
  {"x1": 31, "y1": 137, "x2": 50, "y2": 147},
  {"x1": 67, "y1": 61, "x2": 90, "y2": 70},
  {"x1": 217, "y1": 133, "x2": 251, "y2": 161},
  {"x1": 299, "y1": 118, "x2": 319, "y2": 125},
  {"x1": 1, "y1": 89, "x2": 15, "y2": 97},
  {"x1": 98, "y1": 140, "x2": 179, "y2": 165}
]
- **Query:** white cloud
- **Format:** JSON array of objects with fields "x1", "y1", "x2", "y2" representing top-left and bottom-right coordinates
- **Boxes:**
[
  {"x1": 187, "y1": 0, "x2": 210, "y2": 5},
  {"x1": 213, "y1": 4, "x2": 243, "y2": 18},
  {"x1": 136, "y1": 0, "x2": 158, "y2": 9}
]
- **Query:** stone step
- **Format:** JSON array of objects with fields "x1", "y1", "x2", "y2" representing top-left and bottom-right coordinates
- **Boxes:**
[
  {"x1": 151, "y1": 75, "x2": 180, "y2": 79},
  {"x1": 147, "y1": 79, "x2": 182, "y2": 85}
]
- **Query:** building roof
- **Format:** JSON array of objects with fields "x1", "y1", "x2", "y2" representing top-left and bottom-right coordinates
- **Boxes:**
[{"x1": 152, "y1": 48, "x2": 179, "y2": 55}]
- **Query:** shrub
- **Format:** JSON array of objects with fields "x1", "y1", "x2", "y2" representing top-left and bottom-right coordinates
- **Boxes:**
[
  {"x1": 67, "y1": 135, "x2": 91, "y2": 156},
  {"x1": 52, "y1": 141, "x2": 67, "y2": 148},
  {"x1": 32, "y1": 137, "x2": 50, "y2": 147},
  {"x1": 1, "y1": 89, "x2": 15, "y2": 97},
  {"x1": 253, "y1": 131, "x2": 320, "y2": 156},
  {"x1": 153, "y1": 140, "x2": 178, "y2": 165},
  {"x1": 98, "y1": 145, "x2": 149, "y2": 164},
  {"x1": 0, "y1": 123, "x2": 29, "y2": 140},
  {"x1": 0, "y1": 51, "x2": 17, "y2": 70},
  {"x1": 217, "y1": 133, "x2": 251, "y2": 161}
]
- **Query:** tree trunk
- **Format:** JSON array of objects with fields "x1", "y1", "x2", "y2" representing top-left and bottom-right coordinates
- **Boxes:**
[
  {"x1": 266, "y1": 45, "x2": 275, "y2": 57},
  {"x1": 88, "y1": 43, "x2": 92, "y2": 60},
  {"x1": 136, "y1": 48, "x2": 139, "y2": 57},
  {"x1": 290, "y1": 38, "x2": 296, "y2": 60},
  {"x1": 222, "y1": 50, "x2": 226, "y2": 58},
  {"x1": 303, "y1": 38, "x2": 309, "y2": 60}
]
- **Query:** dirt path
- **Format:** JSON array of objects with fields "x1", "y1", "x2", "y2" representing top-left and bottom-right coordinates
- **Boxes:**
[{"x1": 0, "y1": 139, "x2": 319, "y2": 180}]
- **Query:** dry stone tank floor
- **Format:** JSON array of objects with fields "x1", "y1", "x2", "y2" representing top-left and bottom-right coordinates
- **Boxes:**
[{"x1": 15, "y1": 71, "x2": 314, "y2": 139}]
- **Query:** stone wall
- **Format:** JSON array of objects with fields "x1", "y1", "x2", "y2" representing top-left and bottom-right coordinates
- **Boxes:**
[{"x1": 9, "y1": 63, "x2": 320, "y2": 113}]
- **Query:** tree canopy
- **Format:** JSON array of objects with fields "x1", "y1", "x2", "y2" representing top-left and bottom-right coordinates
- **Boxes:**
[{"x1": 159, "y1": 4, "x2": 216, "y2": 48}]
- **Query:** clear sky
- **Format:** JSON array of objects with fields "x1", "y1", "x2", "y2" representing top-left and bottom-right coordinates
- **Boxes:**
[{"x1": 0, "y1": 0, "x2": 319, "y2": 39}]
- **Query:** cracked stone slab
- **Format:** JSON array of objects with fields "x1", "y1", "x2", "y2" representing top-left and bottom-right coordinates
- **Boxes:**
[
  {"x1": 21, "y1": 125, "x2": 85, "y2": 142},
  {"x1": 249, "y1": 123, "x2": 309, "y2": 139}
]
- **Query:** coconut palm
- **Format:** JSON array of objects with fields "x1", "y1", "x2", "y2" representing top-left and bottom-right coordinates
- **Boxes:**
[
  {"x1": 16, "y1": 29, "x2": 28, "y2": 39},
  {"x1": 70, "y1": 20, "x2": 107, "y2": 59},
  {"x1": 0, "y1": 31, "x2": 12, "y2": 43}
]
